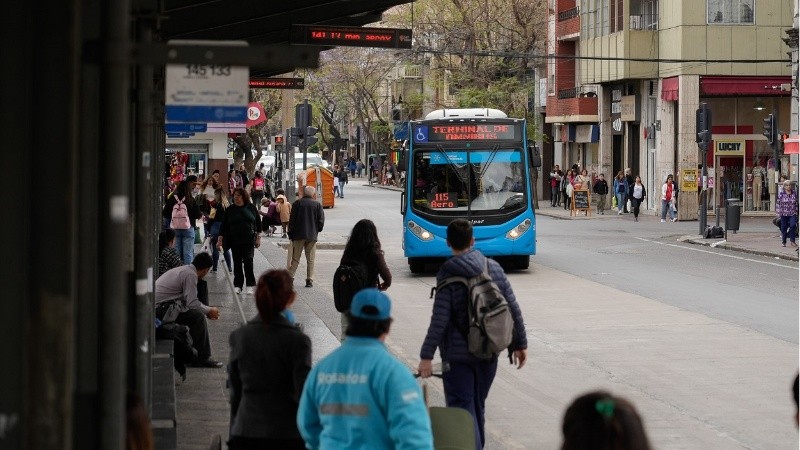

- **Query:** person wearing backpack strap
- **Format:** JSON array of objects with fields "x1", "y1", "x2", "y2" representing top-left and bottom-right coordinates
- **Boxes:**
[
  {"x1": 417, "y1": 219, "x2": 527, "y2": 450},
  {"x1": 162, "y1": 180, "x2": 202, "y2": 264},
  {"x1": 334, "y1": 219, "x2": 392, "y2": 340}
]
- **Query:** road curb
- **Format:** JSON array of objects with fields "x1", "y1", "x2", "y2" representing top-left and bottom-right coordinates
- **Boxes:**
[{"x1": 678, "y1": 235, "x2": 799, "y2": 262}]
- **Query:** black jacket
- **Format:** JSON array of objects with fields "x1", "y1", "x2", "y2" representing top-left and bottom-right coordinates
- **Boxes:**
[
  {"x1": 228, "y1": 315, "x2": 312, "y2": 439},
  {"x1": 593, "y1": 179, "x2": 609, "y2": 195},
  {"x1": 219, "y1": 203, "x2": 261, "y2": 248},
  {"x1": 288, "y1": 196, "x2": 324, "y2": 241}
]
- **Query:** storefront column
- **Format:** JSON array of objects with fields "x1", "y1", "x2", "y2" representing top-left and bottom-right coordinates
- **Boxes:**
[
  {"x1": 598, "y1": 86, "x2": 613, "y2": 192},
  {"x1": 677, "y1": 75, "x2": 700, "y2": 220},
  {"x1": 657, "y1": 83, "x2": 676, "y2": 208}
]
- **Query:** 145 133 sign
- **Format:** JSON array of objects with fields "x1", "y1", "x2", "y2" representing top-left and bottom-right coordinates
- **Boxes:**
[{"x1": 428, "y1": 192, "x2": 458, "y2": 208}]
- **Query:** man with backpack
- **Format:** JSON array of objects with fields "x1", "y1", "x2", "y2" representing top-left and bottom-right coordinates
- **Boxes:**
[{"x1": 417, "y1": 219, "x2": 527, "y2": 450}]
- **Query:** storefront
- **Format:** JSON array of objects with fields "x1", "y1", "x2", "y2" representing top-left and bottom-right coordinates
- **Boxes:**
[
  {"x1": 702, "y1": 94, "x2": 791, "y2": 213},
  {"x1": 563, "y1": 123, "x2": 600, "y2": 176}
]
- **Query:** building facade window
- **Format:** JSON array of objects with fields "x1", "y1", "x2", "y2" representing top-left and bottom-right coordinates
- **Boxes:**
[{"x1": 707, "y1": 0, "x2": 754, "y2": 25}]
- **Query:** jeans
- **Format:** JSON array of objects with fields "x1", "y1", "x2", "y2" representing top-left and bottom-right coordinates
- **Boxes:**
[
  {"x1": 231, "y1": 244, "x2": 255, "y2": 289},
  {"x1": 210, "y1": 235, "x2": 232, "y2": 271},
  {"x1": 632, "y1": 197, "x2": 643, "y2": 218},
  {"x1": 251, "y1": 191, "x2": 264, "y2": 209},
  {"x1": 616, "y1": 193, "x2": 626, "y2": 212},
  {"x1": 443, "y1": 360, "x2": 498, "y2": 450},
  {"x1": 661, "y1": 200, "x2": 675, "y2": 220},
  {"x1": 287, "y1": 239, "x2": 317, "y2": 281},
  {"x1": 780, "y1": 215, "x2": 797, "y2": 244},
  {"x1": 550, "y1": 186, "x2": 558, "y2": 206},
  {"x1": 173, "y1": 227, "x2": 195, "y2": 265},
  {"x1": 338, "y1": 181, "x2": 345, "y2": 197}
]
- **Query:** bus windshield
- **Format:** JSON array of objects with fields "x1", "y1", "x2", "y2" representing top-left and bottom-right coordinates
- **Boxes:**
[{"x1": 411, "y1": 147, "x2": 527, "y2": 216}]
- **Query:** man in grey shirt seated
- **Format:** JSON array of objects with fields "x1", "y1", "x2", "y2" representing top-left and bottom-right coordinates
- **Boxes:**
[{"x1": 155, "y1": 252, "x2": 223, "y2": 368}]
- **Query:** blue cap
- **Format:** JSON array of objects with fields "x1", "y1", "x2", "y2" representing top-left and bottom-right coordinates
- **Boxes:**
[{"x1": 350, "y1": 288, "x2": 392, "y2": 320}]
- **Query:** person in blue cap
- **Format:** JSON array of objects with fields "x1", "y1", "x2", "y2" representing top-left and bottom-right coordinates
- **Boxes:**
[{"x1": 297, "y1": 288, "x2": 433, "y2": 450}]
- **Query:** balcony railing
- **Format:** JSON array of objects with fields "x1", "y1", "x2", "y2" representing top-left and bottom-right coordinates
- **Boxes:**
[
  {"x1": 558, "y1": 87, "x2": 579, "y2": 99},
  {"x1": 558, "y1": 7, "x2": 579, "y2": 21}
]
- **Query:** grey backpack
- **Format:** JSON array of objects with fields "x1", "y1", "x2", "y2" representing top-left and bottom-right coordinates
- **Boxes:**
[{"x1": 432, "y1": 259, "x2": 514, "y2": 359}]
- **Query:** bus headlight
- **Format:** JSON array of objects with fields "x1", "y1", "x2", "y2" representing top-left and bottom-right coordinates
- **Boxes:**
[
  {"x1": 408, "y1": 220, "x2": 434, "y2": 241},
  {"x1": 505, "y1": 219, "x2": 531, "y2": 240}
]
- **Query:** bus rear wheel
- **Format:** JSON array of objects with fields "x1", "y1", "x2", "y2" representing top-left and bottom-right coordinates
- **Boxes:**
[{"x1": 409, "y1": 258, "x2": 425, "y2": 274}]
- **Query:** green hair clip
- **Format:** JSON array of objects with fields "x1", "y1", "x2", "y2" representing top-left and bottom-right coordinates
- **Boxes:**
[{"x1": 595, "y1": 399, "x2": 615, "y2": 419}]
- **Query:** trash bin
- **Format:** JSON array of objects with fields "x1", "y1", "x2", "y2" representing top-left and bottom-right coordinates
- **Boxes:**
[{"x1": 725, "y1": 198, "x2": 742, "y2": 231}]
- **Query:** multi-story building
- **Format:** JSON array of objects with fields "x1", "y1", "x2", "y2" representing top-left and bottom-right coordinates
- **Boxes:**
[{"x1": 546, "y1": 0, "x2": 794, "y2": 217}]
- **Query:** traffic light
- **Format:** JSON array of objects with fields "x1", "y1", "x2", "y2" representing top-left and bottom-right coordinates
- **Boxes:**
[
  {"x1": 305, "y1": 126, "x2": 319, "y2": 147},
  {"x1": 274, "y1": 135, "x2": 284, "y2": 145},
  {"x1": 695, "y1": 104, "x2": 712, "y2": 152},
  {"x1": 762, "y1": 114, "x2": 775, "y2": 146}
]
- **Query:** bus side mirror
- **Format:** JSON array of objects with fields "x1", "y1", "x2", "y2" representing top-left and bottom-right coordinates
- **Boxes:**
[
  {"x1": 527, "y1": 141, "x2": 542, "y2": 168},
  {"x1": 398, "y1": 148, "x2": 408, "y2": 170}
]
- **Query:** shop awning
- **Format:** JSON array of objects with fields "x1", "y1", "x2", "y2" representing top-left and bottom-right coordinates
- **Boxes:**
[
  {"x1": 567, "y1": 124, "x2": 599, "y2": 143},
  {"x1": 661, "y1": 77, "x2": 679, "y2": 102},
  {"x1": 700, "y1": 76, "x2": 792, "y2": 97}
]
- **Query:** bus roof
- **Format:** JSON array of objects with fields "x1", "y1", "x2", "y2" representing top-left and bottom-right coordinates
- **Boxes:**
[{"x1": 424, "y1": 108, "x2": 508, "y2": 120}]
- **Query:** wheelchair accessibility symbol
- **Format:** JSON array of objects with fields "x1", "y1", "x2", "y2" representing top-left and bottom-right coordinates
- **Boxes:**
[{"x1": 414, "y1": 125, "x2": 429, "y2": 143}]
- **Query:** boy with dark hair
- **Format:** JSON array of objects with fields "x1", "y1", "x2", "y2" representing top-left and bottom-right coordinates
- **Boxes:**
[
  {"x1": 593, "y1": 173, "x2": 609, "y2": 214},
  {"x1": 418, "y1": 219, "x2": 528, "y2": 449}
]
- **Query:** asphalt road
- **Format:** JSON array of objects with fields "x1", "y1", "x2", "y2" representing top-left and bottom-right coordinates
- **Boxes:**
[{"x1": 275, "y1": 180, "x2": 799, "y2": 449}]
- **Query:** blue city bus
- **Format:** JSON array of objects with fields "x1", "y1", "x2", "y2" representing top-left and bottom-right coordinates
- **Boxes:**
[{"x1": 400, "y1": 108, "x2": 541, "y2": 273}]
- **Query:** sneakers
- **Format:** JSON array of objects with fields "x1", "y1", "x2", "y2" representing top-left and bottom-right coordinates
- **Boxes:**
[
  {"x1": 671, "y1": 218, "x2": 677, "y2": 222},
  {"x1": 246, "y1": 286, "x2": 253, "y2": 295},
  {"x1": 617, "y1": 210, "x2": 622, "y2": 215},
  {"x1": 305, "y1": 279, "x2": 313, "y2": 288},
  {"x1": 660, "y1": 219, "x2": 666, "y2": 223},
  {"x1": 234, "y1": 287, "x2": 242, "y2": 295}
]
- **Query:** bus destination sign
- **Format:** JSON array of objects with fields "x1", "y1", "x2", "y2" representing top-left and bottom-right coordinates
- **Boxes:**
[
  {"x1": 425, "y1": 124, "x2": 518, "y2": 142},
  {"x1": 291, "y1": 25, "x2": 412, "y2": 49},
  {"x1": 428, "y1": 192, "x2": 458, "y2": 208}
]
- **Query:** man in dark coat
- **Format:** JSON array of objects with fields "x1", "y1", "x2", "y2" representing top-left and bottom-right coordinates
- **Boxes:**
[
  {"x1": 287, "y1": 185, "x2": 325, "y2": 287},
  {"x1": 417, "y1": 219, "x2": 527, "y2": 450}
]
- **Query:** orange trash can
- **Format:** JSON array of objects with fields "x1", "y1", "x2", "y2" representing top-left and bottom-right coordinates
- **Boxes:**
[{"x1": 303, "y1": 166, "x2": 335, "y2": 208}]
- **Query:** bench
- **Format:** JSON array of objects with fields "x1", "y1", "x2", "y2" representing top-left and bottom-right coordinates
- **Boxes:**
[{"x1": 152, "y1": 339, "x2": 177, "y2": 449}]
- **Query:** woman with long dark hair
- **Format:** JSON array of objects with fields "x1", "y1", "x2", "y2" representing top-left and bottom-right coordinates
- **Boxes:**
[
  {"x1": 630, "y1": 175, "x2": 647, "y2": 222},
  {"x1": 228, "y1": 269, "x2": 311, "y2": 450},
  {"x1": 217, "y1": 187, "x2": 261, "y2": 295},
  {"x1": 338, "y1": 219, "x2": 392, "y2": 337},
  {"x1": 209, "y1": 188, "x2": 233, "y2": 272},
  {"x1": 561, "y1": 391, "x2": 652, "y2": 450}
]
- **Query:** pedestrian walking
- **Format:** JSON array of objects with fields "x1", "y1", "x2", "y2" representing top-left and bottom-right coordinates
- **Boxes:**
[
  {"x1": 162, "y1": 180, "x2": 202, "y2": 265},
  {"x1": 208, "y1": 188, "x2": 232, "y2": 273},
  {"x1": 630, "y1": 176, "x2": 647, "y2": 222},
  {"x1": 660, "y1": 174, "x2": 676, "y2": 223},
  {"x1": 613, "y1": 171, "x2": 628, "y2": 215},
  {"x1": 417, "y1": 219, "x2": 527, "y2": 450},
  {"x1": 228, "y1": 269, "x2": 311, "y2": 450},
  {"x1": 357, "y1": 159, "x2": 364, "y2": 178},
  {"x1": 229, "y1": 168, "x2": 242, "y2": 197},
  {"x1": 550, "y1": 166, "x2": 561, "y2": 207},
  {"x1": 251, "y1": 171, "x2": 267, "y2": 207},
  {"x1": 337, "y1": 219, "x2": 392, "y2": 337},
  {"x1": 561, "y1": 390, "x2": 652, "y2": 450},
  {"x1": 624, "y1": 168, "x2": 634, "y2": 213},
  {"x1": 298, "y1": 289, "x2": 434, "y2": 450},
  {"x1": 217, "y1": 187, "x2": 261, "y2": 295},
  {"x1": 593, "y1": 173, "x2": 609, "y2": 214},
  {"x1": 562, "y1": 169, "x2": 575, "y2": 210},
  {"x1": 336, "y1": 166, "x2": 348, "y2": 198},
  {"x1": 287, "y1": 185, "x2": 325, "y2": 287},
  {"x1": 775, "y1": 179, "x2": 798, "y2": 247}
]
